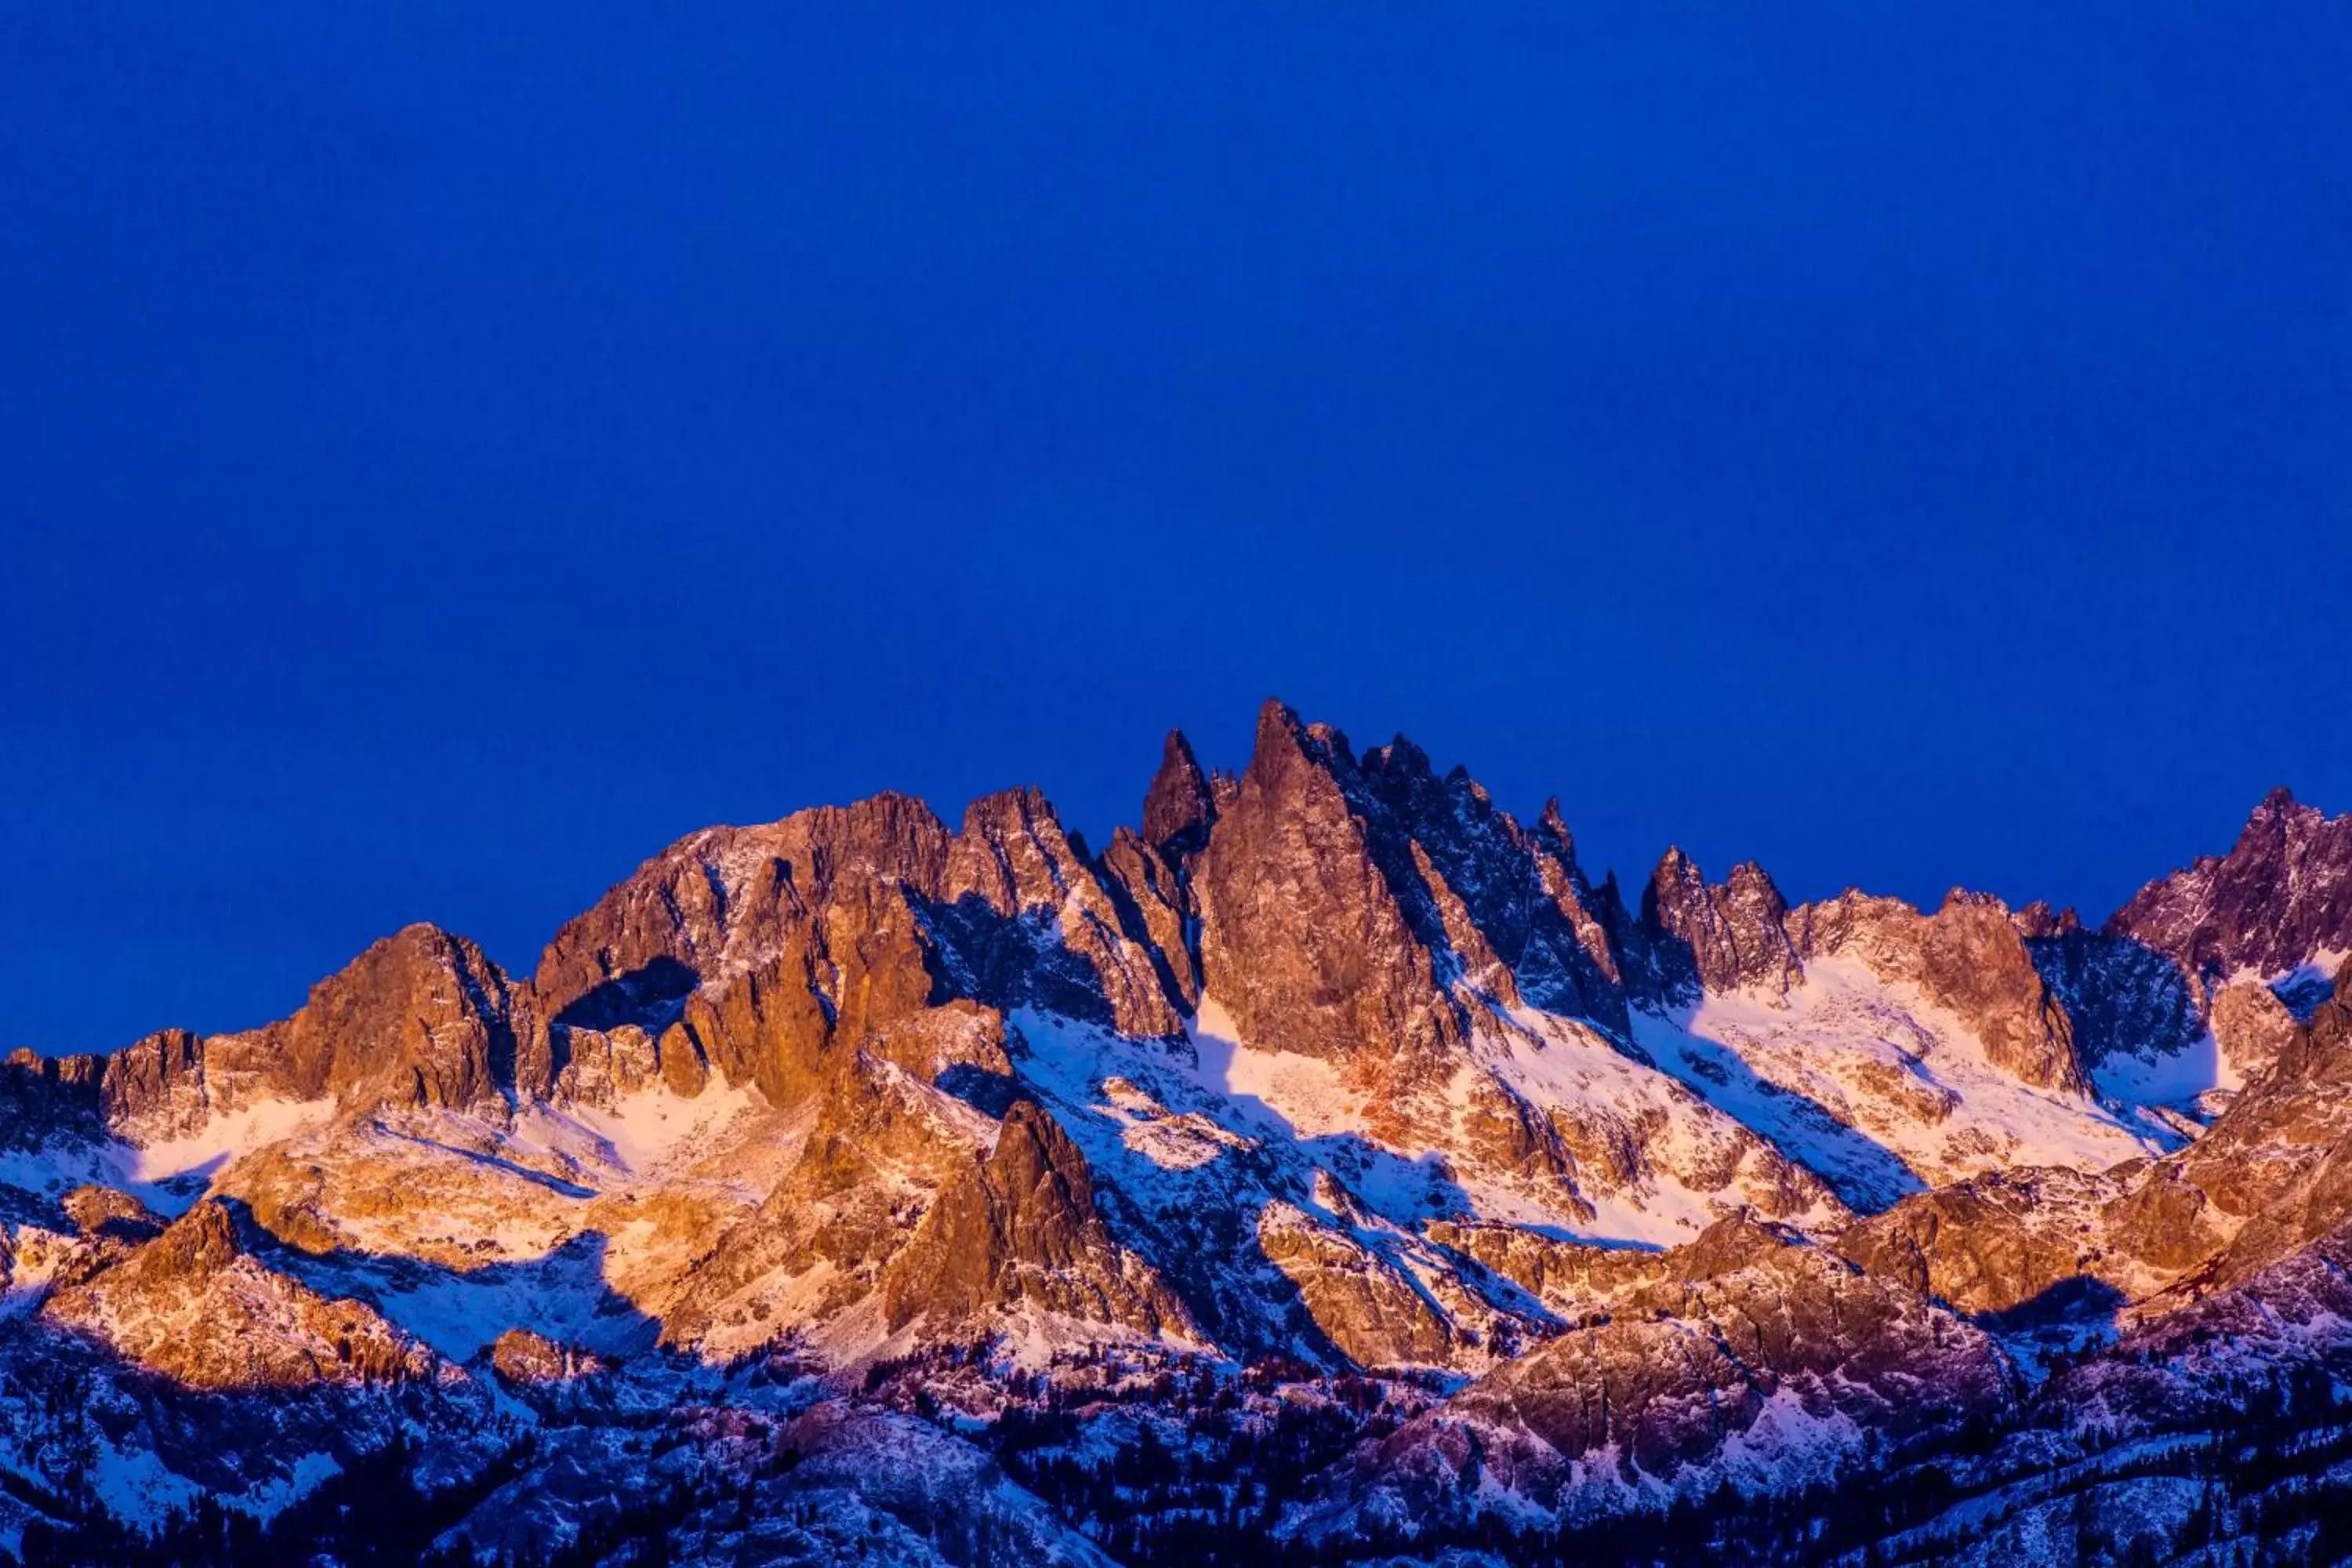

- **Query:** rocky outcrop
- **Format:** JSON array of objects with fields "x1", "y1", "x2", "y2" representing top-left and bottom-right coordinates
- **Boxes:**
[
  {"x1": 0, "y1": 1047, "x2": 104, "y2": 1149},
  {"x1": 1427, "y1": 1219, "x2": 1675, "y2": 1316},
  {"x1": 98, "y1": 1028, "x2": 211, "y2": 1142},
  {"x1": 1140, "y1": 728, "x2": 1216, "y2": 861},
  {"x1": 2158, "y1": 966, "x2": 2352, "y2": 1285},
  {"x1": 936, "y1": 787, "x2": 1185, "y2": 1040},
  {"x1": 42, "y1": 1199, "x2": 437, "y2": 1390},
  {"x1": 1356, "y1": 742, "x2": 1630, "y2": 1036},
  {"x1": 662, "y1": 1048, "x2": 996, "y2": 1351},
  {"x1": 879, "y1": 1101, "x2": 1192, "y2": 1339},
  {"x1": 1795, "y1": 890, "x2": 2090, "y2": 1094},
  {"x1": 1095, "y1": 826, "x2": 1199, "y2": 1012},
  {"x1": 2111, "y1": 788, "x2": 2352, "y2": 982},
  {"x1": 489, "y1": 1327, "x2": 606, "y2": 1385},
  {"x1": 1192, "y1": 702, "x2": 1467, "y2": 1069},
  {"x1": 96, "y1": 925, "x2": 539, "y2": 1134},
  {"x1": 885, "y1": 1102, "x2": 1188, "y2": 1335},
  {"x1": 60, "y1": 1185, "x2": 165, "y2": 1246},
  {"x1": 535, "y1": 788, "x2": 1181, "y2": 1116},
  {"x1": 1256, "y1": 1201, "x2": 1454, "y2": 1369},
  {"x1": 554, "y1": 1018, "x2": 708, "y2": 1106},
  {"x1": 1323, "y1": 1215, "x2": 2008, "y2": 1526},
  {"x1": 2209, "y1": 977, "x2": 2301, "y2": 1083},
  {"x1": 1837, "y1": 1167, "x2": 2132, "y2": 1314},
  {"x1": 268, "y1": 924, "x2": 534, "y2": 1113},
  {"x1": 1641, "y1": 852, "x2": 1803, "y2": 1004}
]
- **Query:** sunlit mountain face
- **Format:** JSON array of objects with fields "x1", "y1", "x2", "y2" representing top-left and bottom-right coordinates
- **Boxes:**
[{"x1": 3, "y1": 702, "x2": 2350, "y2": 1564}]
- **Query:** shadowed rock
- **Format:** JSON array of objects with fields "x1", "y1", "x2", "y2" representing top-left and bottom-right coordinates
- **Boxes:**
[
  {"x1": 1141, "y1": 727, "x2": 1216, "y2": 861},
  {"x1": 2111, "y1": 787, "x2": 2352, "y2": 982}
]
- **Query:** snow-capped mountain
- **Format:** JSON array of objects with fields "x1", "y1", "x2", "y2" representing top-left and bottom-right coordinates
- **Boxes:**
[{"x1": 2, "y1": 700, "x2": 2350, "y2": 1566}]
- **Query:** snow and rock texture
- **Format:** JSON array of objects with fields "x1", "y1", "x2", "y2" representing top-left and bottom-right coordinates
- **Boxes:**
[
  {"x1": 3, "y1": 702, "x2": 2352, "y2": 1564},
  {"x1": 2110, "y1": 786, "x2": 2352, "y2": 985},
  {"x1": 1308, "y1": 1213, "x2": 2012, "y2": 1537}
]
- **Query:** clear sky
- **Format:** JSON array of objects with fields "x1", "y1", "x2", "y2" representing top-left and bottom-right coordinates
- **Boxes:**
[{"x1": 5, "y1": 4, "x2": 2349, "y2": 1053}]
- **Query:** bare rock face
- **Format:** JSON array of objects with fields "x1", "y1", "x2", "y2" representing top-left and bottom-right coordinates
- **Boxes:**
[
  {"x1": 42, "y1": 1199, "x2": 437, "y2": 1390},
  {"x1": 2209, "y1": 977, "x2": 2302, "y2": 1084},
  {"x1": 489, "y1": 1327, "x2": 606, "y2": 1385},
  {"x1": 268, "y1": 924, "x2": 531, "y2": 1112},
  {"x1": 1256, "y1": 1201, "x2": 1454, "y2": 1369},
  {"x1": 2158, "y1": 967, "x2": 2352, "y2": 1283},
  {"x1": 535, "y1": 787, "x2": 1181, "y2": 1116},
  {"x1": 2111, "y1": 787, "x2": 2352, "y2": 982},
  {"x1": 1140, "y1": 727, "x2": 1216, "y2": 861},
  {"x1": 60, "y1": 1184, "x2": 165, "y2": 1245},
  {"x1": 0, "y1": 1047, "x2": 105, "y2": 1150},
  {"x1": 878, "y1": 1101, "x2": 1192, "y2": 1339},
  {"x1": 1641, "y1": 853, "x2": 1804, "y2": 1004},
  {"x1": 1837, "y1": 1167, "x2": 2132, "y2": 1314},
  {"x1": 554, "y1": 1020, "x2": 708, "y2": 1108},
  {"x1": 1192, "y1": 701, "x2": 1466, "y2": 1068},
  {"x1": 662, "y1": 1049, "x2": 995, "y2": 1352},
  {"x1": 1095, "y1": 826, "x2": 1199, "y2": 1012},
  {"x1": 1426, "y1": 1219, "x2": 1675, "y2": 1317},
  {"x1": 98, "y1": 1028, "x2": 211, "y2": 1142},
  {"x1": 2021, "y1": 924, "x2": 2205, "y2": 1071},
  {"x1": 1795, "y1": 890, "x2": 2090, "y2": 1095},
  {"x1": 1185, "y1": 700, "x2": 1641, "y2": 1060},
  {"x1": 94, "y1": 925, "x2": 539, "y2": 1136},
  {"x1": 1356, "y1": 743, "x2": 1630, "y2": 1037},
  {"x1": 938, "y1": 786, "x2": 1185, "y2": 1041},
  {"x1": 539, "y1": 794, "x2": 952, "y2": 1109}
]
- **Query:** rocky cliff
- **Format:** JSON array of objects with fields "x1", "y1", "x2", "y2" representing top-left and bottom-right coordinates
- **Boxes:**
[{"x1": 2, "y1": 704, "x2": 2347, "y2": 1566}]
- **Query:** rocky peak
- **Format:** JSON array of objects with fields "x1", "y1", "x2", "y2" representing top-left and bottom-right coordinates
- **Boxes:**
[
  {"x1": 280, "y1": 922, "x2": 530, "y2": 1114},
  {"x1": 143, "y1": 1196, "x2": 247, "y2": 1279},
  {"x1": 0, "y1": 1047, "x2": 104, "y2": 1150},
  {"x1": 100, "y1": 1027, "x2": 210, "y2": 1143},
  {"x1": 534, "y1": 778, "x2": 1187, "y2": 1114},
  {"x1": 878, "y1": 1100, "x2": 1192, "y2": 1338},
  {"x1": 1192, "y1": 700, "x2": 1464, "y2": 1067},
  {"x1": 1639, "y1": 848, "x2": 1802, "y2": 1004},
  {"x1": 535, "y1": 791, "x2": 957, "y2": 1032},
  {"x1": 93, "y1": 924, "x2": 538, "y2": 1141},
  {"x1": 2109, "y1": 787, "x2": 2352, "y2": 982},
  {"x1": 1359, "y1": 735, "x2": 1632, "y2": 1036},
  {"x1": 938, "y1": 786, "x2": 1185, "y2": 1040},
  {"x1": 1537, "y1": 797, "x2": 1577, "y2": 860},
  {"x1": 1141, "y1": 728, "x2": 1216, "y2": 860},
  {"x1": 42, "y1": 1196, "x2": 438, "y2": 1391},
  {"x1": 2012, "y1": 901, "x2": 2084, "y2": 938}
]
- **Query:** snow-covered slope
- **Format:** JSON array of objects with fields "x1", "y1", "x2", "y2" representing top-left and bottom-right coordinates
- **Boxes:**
[{"x1": 2, "y1": 706, "x2": 2349, "y2": 1565}]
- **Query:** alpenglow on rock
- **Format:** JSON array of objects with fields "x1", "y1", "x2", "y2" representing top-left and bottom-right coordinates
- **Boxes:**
[{"x1": 2, "y1": 701, "x2": 2349, "y2": 1566}]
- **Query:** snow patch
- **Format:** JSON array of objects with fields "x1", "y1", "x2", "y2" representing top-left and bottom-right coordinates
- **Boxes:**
[{"x1": 1638, "y1": 956, "x2": 2161, "y2": 1207}]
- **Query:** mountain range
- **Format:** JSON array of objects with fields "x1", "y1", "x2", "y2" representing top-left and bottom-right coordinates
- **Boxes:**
[{"x1": 3, "y1": 699, "x2": 2350, "y2": 1566}]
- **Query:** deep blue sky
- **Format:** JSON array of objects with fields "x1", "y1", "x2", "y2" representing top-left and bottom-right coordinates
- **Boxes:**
[{"x1": 5, "y1": 5, "x2": 2349, "y2": 1052}]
